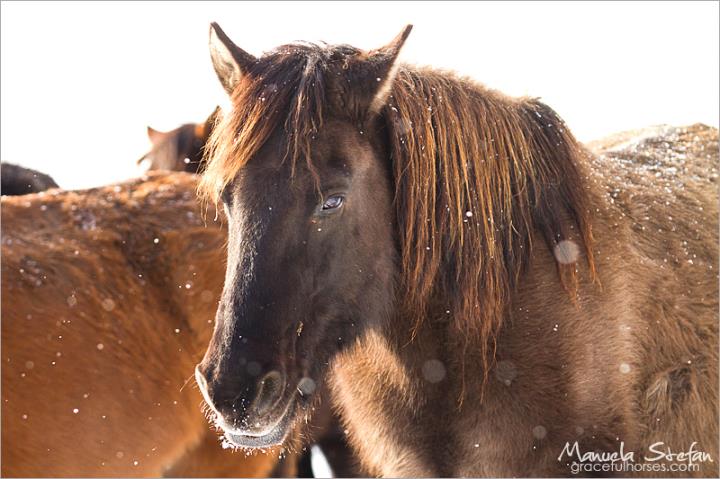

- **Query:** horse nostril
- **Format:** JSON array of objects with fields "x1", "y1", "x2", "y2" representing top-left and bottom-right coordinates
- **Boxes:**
[
  {"x1": 195, "y1": 365, "x2": 208, "y2": 393},
  {"x1": 253, "y1": 370, "x2": 285, "y2": 417},
  {"x1": 195, "y1": 365, "x2": 217, "y2": 412}
]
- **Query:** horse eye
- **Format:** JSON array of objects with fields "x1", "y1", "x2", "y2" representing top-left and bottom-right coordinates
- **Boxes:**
[{"x1": 322, "y1": 195, "x2": 344, "y2": 210}]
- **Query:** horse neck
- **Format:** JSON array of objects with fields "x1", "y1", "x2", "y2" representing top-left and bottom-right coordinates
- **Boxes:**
[{"x1": 156, "y1": 223, "x2": 227, "y2": 356}]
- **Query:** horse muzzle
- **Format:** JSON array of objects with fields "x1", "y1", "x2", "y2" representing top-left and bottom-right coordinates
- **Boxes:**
[
  {"x1": 195, "y1": 365, "x2": 298, "y2": 448},
  {"x1": 222, "y1": 397, "x2": 297, "y2": 448}
]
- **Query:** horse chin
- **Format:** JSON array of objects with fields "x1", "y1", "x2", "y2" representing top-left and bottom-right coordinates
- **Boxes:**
[{"x1": 222, "y1": 399, "x2": 297, "y2": 449}]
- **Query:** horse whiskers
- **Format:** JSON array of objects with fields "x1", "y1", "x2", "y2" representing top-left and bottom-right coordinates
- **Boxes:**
[
  {"x1": 199, "y1": 401, "x2": 219, "y2": 426},
  {"x1": 179, "y1": 371, "x2": 196, "y2": 393}
]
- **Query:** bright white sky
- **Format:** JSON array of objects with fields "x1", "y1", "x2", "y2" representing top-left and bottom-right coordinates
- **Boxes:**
[{"x1": 1, "y1": 1, "x2": 718, "y2": 190}]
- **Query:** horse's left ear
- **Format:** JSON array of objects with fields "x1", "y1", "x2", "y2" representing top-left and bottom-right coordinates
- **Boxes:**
[
  {"x1": 209, "y1": 22, "x2": 257, "y2": 96},
  {"x1": 147, "y1": 126, "x2": 165, "y2": 144},
  {"x1": 367, "y1": 24, "x2": 413, "y2": 114}
]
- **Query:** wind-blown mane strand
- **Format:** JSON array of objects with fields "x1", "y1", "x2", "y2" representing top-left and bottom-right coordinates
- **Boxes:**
[{"x1": 385, "y1": 67, "x2": 595, "y2": 373}]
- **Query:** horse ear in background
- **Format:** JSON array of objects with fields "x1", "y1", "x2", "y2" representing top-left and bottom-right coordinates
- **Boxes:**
[
  {"x1": 1, "y1": 163, "x2": 59, "y2": 196},
  {"x1": 138, "y1": 107, "x2": 221, "y2": 174},
  {"x1": 146, "y1": 125, "x2": 166, "y2": 144}
]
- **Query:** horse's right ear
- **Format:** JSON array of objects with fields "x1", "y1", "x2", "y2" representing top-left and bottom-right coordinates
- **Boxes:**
[{"x1": 209, "y1": 22, "x2": 257, "y2": 96}]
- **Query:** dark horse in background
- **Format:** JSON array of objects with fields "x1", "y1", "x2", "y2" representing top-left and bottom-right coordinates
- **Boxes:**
[
  {"x1": 1, "y1": 163, "x2": 58, "y2": 195},
  {"x1": 194, "y1": 23, "x2": 718, "y2": 477}
]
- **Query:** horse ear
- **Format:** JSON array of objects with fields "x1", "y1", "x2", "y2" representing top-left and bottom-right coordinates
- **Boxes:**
[
  {"x1": 209, "y1": 22, "x2": 257, "y2": 95},
  {"x1": 367, "y1": 24, "x2": 413, "y2": 114},
  {"x1": 147, "y1": 126, "x2": 165, "y2": 144}
]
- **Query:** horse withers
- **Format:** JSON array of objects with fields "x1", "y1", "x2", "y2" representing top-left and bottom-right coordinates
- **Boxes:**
[{"x1": 193, "y1": 23, "x2": 718, "y2": 478}]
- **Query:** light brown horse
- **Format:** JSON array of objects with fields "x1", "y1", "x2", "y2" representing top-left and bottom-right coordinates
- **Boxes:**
[
  {"x1": 195, "y1": 23, "x2": 718, "y2": 477},
  {"x1": 1, "y1": 173, "x2": 295, "y2": 477}
]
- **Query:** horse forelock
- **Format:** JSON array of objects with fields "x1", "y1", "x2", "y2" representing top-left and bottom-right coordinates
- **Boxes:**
[
  {"x1": 199, "y1": 42, "x2": 366, "y2": 200},
  {"x1": 199, "y1": 43, "x2": 596, "y2": 381}
]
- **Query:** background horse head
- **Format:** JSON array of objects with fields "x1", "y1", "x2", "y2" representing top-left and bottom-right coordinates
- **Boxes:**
[{"x1": 138, "y1": 108, "x2": 220, "y2": 173}]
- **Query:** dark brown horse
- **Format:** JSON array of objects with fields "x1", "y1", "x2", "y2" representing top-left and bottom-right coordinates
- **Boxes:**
[
  {"x1": 1, "y1": 163, "x2": 59, "y2": 195},
  {"x1": 195, "y1": 23, "x2": 718, "y2": 477},
  {"x1": 138, "y1": 109, "x2": 219, "y2": 173}
]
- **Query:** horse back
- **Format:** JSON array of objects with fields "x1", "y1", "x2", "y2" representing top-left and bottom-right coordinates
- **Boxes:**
[{"x1": 595, "y1": 124, "x2": 718, "y2": 473}]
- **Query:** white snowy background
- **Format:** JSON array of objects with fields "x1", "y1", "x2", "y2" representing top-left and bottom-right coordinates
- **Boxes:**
[{"x1": 1, "y1": 1, "x2": 718, "y2": 190}]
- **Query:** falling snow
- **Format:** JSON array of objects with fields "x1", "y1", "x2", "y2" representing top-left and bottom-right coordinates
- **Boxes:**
[
  {"x1": 101, "y1": 298, "x2": 116, "y2": 312},
  {"x1": 553, "y1": 240, "x2": 580, "y2": 265},
  {"x1": 494, "y1": 360, "x2": 518, "y2": 386},
  {"x1": 532, "y1": 425, "x2": 547, "y2": 440},
  {"x1": 421, "y1": 359, "x2": 446, "y2": 383}
]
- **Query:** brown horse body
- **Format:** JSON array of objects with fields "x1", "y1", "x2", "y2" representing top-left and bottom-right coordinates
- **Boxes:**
[
  {"x1": 195, "y1": 23, "x2": 718, "y2": 478},
  {"x1": 329, "y1": 124, "x2": 719, "y2": 477},
  {"x1": 1, "y1": 173, "x2": 287, "y2": 477}
]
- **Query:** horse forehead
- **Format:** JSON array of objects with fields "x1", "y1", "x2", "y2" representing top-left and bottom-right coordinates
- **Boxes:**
[
  {"x1": 315, "y1": 121, "x2": 378, "y2": 172},
  {"x1": 239, "y1": 120, "x2": 376, "y2": 181}
]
